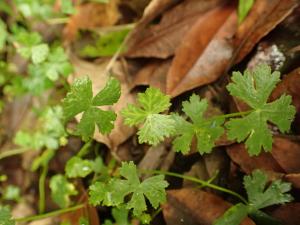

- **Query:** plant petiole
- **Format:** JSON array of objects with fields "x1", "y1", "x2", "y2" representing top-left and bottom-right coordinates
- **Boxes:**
[
  {"x1": 0, "y1": 147, "x2": 31, "y2": 160},
  {"x1": 141, "y1": 170, "x2": 248, "y2": 204},
  {"x1": 208, "y1": 110, "x2": 254, "y2": 122}
]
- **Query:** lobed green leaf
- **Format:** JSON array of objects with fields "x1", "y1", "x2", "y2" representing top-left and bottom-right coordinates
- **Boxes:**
[
  {"x1": 50, "y1": 175, "x2": 78, "y2": 208},
  {"x1": 226, "y1": 64, "x2": 296, "y2": 155},
  {"x1": 121, "y1": 87, "x2": 175, "y2": 145},
  {"x1": 63, "y1": 77, "x2": 120, "y2": 140},
  {"x1": 89, "y1": 161, "x2": 168, "y2": 216},
  {"x1": 173, "y1": 94, "x2": 224, "y2": 154}
]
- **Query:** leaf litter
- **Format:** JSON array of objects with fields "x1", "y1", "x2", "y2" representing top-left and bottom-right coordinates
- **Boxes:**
[{"x1": 2, "y1": 0, "x2": 300, "y2": 225}]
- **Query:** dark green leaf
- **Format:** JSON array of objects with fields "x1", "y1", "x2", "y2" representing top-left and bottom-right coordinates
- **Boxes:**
[
  {"x1": 173, "y1": 94, "x2": 224, "y2": 154},
  {"x1": 226, "y1": 64, "x2": 296, "y2": 155},
  {"x1": 244, "y1": 170, "x2": 293, "y2": 210},
  {"x1": 63, "y1": 77, "x2": 120, "y2": 140}
]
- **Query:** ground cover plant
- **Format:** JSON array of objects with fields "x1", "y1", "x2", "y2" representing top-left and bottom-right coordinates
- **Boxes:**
[{"x1": 0, "y1": 0, "x2": 300, "y2": 225}]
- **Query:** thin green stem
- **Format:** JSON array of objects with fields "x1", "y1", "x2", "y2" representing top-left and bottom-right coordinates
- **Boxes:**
[
  {"x1": 208, "y1": 110, "x2": 254, "y2": 122},
  {"x1": 38, "y1": 164, "x2": 49, "y2": 214},
  {"x1": 15, "y1": 204, "x2": 85, "y2": 223},
  {"x1": 141, "y1": 170, "x2": 248, "y2": 204},
  {"x1": 77, "y1": 140, "x2": 92, "y2": 158},
  {"x1": 151, "y1": 207, "x2": 162, "y2": 220},
  {"x1": 0, "y1": 147, "x2": 30, "y2": 160},
  {"x1": 46, "y1": 17, "x2": 70, "y2": 24},
  {"x1": 93, "y1": 23, "x2": 136, "y2": 35}
]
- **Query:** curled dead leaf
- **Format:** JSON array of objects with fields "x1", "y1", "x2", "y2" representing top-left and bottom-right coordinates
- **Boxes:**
[
  {"x1": 166, "y1": 3, "x2": 236, "y2": 97},
  {"x1": 125, "y1": 0, "x2": 224, "y2": 59}
]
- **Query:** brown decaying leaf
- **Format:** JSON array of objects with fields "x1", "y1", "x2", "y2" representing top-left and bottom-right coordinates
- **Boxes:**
[
  {"x1": 141, "y1": 0, "x2": 179, "y2": 26},
  {"x1": 232, "y1": 0, "x2": 298, "y2": 64},
  {"x1": 69, "y1": 57, "x2": 135, "y2": 150},
  {"x1": 166, "y1": 3, "x2": 236, "y2": 96},
  {"x1": 63, "y1": 1, "x2": 120, "y2": 42},
  {"x1": 271, "y1": 137, "x2": 300, "y2": 173},
  {"x1": 163, "y1": 188, "x2": 255, "y2": 225},
  {"x1": 138, "y1": 144, "x2": 168, "y2": 177},
  {"x1": 271, "y1": 203, "x2": 300, "y2": 225},
  {"x1": 226, "y1": 142, "x2": 284, "y2": 174},
  {"x1": 284, "y1": 173, "x2": 300, "y2": 189},
  {"x1": 271, "y1": 67, "x2": 300, "y2": 133},
  {"x1": 132, "y1": 59, "x2": 171, "y2": 92},
  {"x1": 227, "y1": 137, "x2": 300, "y2": 188},
  {"x1": 125, "y1": 0, "x2": 224, "y2": 59}
]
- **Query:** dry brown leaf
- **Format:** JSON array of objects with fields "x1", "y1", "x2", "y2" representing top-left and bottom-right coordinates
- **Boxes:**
[
  {"x1": 271, "y1": 137, "x2": 300, "y2": 173},
  {"x1": 271, "y1": 203, "x2": 300, "y2": 225},
  {"x1": 132, "y1": 59, "x2": 171, "y2": 92},
  {"x1": 284, "y1": 173, "x2": 300, "y2": 189},
  {"x1": 166, "y1": 3, "x2": 236, "y2": 97},
  {"x1": 63, "y1": 1, "x2": 120, "y2": 42},
  {"x1": 125, "y1": 0, "x2": 224, "y2": 59},
  {"x1": 163, "y1": 188, "x2": 255, "y2": 225},
  {"x1": 138, "y1": 144, "x2": 168, "y2": 176},
  {"x1": 226, "y1": 143, "x2": 284, "y2": 174},
  {"x1": 232, "y1": 0, "x2": 298, "y2": 64},
  {"x1": 69, "y1": 57, "x2": 135, "y2": 150},
  {"x1": 141, "y1": 0, "x2": 179, "y2": 25}
]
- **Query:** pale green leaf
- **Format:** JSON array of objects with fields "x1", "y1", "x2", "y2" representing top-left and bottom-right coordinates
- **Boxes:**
[
  {"x1": 80, "y1": 28, "x2": 130, "y2": 57},
  {"x1": 61, "y1": 0, "x2": 75, "y2": 15},
  {"x1": 138, "y1": 114, "x2": 176, "y2": 145},
  {"x1": 238, "y1": 0, "x2": 254, "y2": 24},
  {"x1": 0, "y1": 19, "x2": 7, "y2": 50},
  {"x1": 31, "y1": 44, "x2": 49, "y2": 64},
  {"x1": 121, "y1": 87, "x2": 174, "y2": 145},
  {"x1": 3, "y1": 185, "x2": 21, "y2": 201},
  {"x1": 43, "y1": 47, "x2": 73, "y2": 81},
  {"x1": 65, "y1": 156, "x2": 94, "y2": 178},
  {"x1": 50, "y1": 175, "x2": 78, "y2": 208}
]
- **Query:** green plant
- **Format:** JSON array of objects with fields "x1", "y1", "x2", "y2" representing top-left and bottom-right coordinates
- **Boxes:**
[
  {"x1": 214, "y1": 170, "x2": 292, "y2": 225},
  {"x1": 238, "y1": 0, "x2": 255, "y2": 24},
  {"x1": 122, "y1": 64, "x2": 296, "y2": 156},
  {"x1": 0, "y1": 1, "x2": 296, "y2": 224}
]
